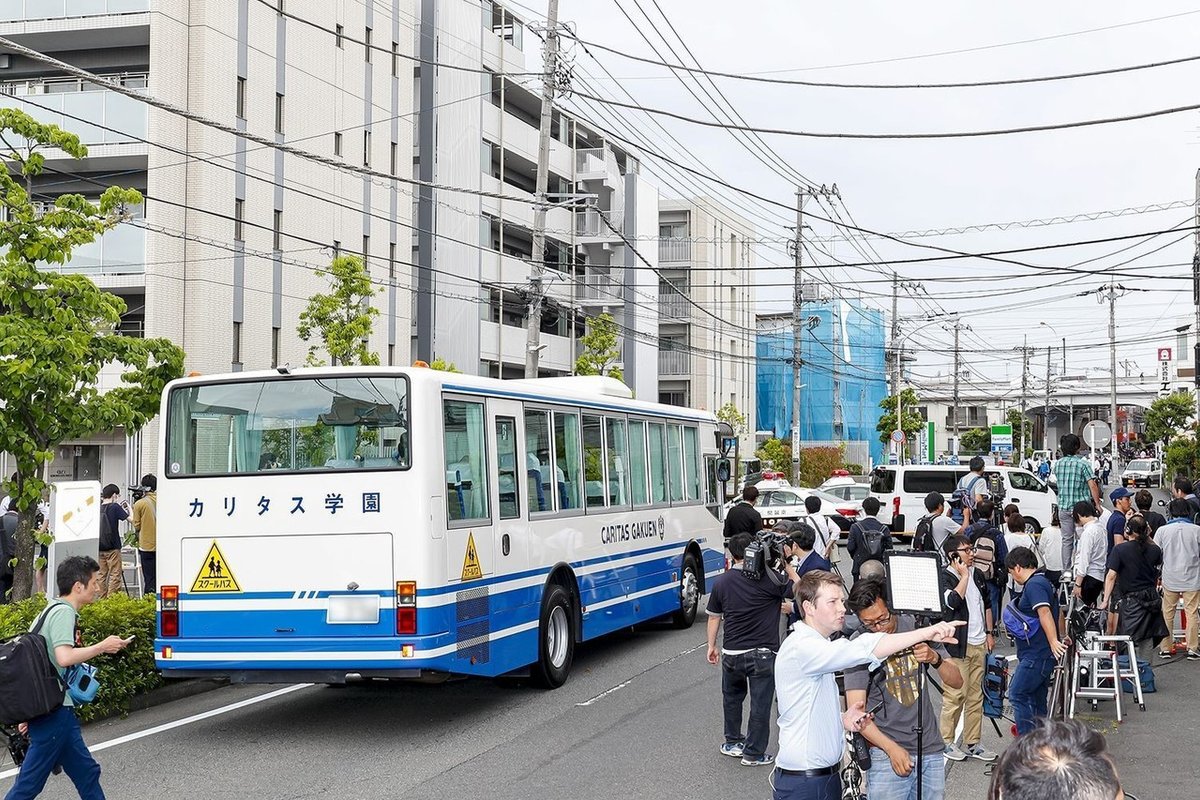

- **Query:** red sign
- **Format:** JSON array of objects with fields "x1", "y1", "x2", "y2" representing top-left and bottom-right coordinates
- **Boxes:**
[{"x1": 1158, "y1": 347, "x2": 1173, "y2": 361}]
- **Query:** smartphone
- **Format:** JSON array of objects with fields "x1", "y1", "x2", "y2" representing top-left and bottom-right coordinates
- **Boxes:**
[
  {"x1": 123, "y1": 635, "x2": 136, "y2": 643},
  {"x1": 866, "y1": 699, "x2": 884, "y2": 717}
]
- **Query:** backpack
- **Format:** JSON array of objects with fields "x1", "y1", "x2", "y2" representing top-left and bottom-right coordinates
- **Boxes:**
[
  {"x1": 983, "y1": 653, "x2": 1007, "y2": 719},
  {"x1": 950, "y1": 475, "x2": 984, "y2": 525},
  {"x1": 99, "y1": 506, "x2": 121, "y2": 552},
  {"x1": 0, "y1": 603, "x2": 67, "y2": 725},
  {"x1": 969, "y1": 523, "x2": 1003, "y2": 582},
  {"x1": 860, "y1": 520, "x2": 886, "y2": 560}
]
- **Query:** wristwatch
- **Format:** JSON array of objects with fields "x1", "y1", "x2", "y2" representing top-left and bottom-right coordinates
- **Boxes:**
[{"x1": 932, "y1": 653, "x2": 944, "y2": 668}]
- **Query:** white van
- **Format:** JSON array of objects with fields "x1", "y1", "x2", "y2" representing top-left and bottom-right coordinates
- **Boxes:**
[{"x1": 869, "y1": 464, "x2": 1058, "y2": 537}]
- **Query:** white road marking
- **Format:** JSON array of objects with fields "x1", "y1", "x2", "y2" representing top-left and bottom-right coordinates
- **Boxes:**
[
  {"x1": 575, "y1": 641, "x2": 707, "y2": 707},
  {"x1": 0, "y1": 683, "x2": 311, "y2": 780}
]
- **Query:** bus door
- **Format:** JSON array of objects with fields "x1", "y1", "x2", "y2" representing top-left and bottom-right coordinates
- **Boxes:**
[{"x1": 488, "y1": 399, "x2": 528, "y2": 576}]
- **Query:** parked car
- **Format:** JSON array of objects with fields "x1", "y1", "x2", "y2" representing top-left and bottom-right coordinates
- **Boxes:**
[
  {"x1": 869, "y1": 464, "x2": 1058, "y2": 537},
  {"x1": 1120, "y1": 458, "x2": 1163, "y2": 488},
  {"x1": 818, "y1": 475, "x2": 871, "y2": 503},
  {"x1": 726, "y1": 479, "x2": 860, "y2": 535}
]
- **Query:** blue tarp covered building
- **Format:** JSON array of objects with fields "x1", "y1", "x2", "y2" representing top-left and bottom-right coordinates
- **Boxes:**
[{"x1": 757, "y1": 301, "x2": 888, "y2": 467}]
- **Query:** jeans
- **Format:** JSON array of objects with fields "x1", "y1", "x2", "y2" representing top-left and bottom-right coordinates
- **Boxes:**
[
  {"x1": 941, "y1": 643, "x2": 986, "y2": 746},
  {"x1": 771, "y1": 770, "x2": 840, "y2": 800},
  {"x1": 5, "y1": 706, "x2": 104, "y2": 800},
  {"x1": 1059, "y1": 514, "x2": 1077, "y2": 577},
  {"x1": 721, "y1": 649, "x2": 776, "y2": 759},
  {"x1": 1009, "y1": 655, "x2": 1057, "y2": 735},
  {"x1": 866, "y1": 750, "x2": 945, "y2": 800},
  {"x1": 139, "y1": 549, "x2": 156, "y2": 594},
  {"x1": 988, "y1": 583, "x2": 1004, "y2": 630}
]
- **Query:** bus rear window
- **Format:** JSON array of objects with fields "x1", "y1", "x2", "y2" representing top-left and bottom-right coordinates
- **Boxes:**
[{"x1": 165, "y1": 376, "x2": 409, "y2": 476}]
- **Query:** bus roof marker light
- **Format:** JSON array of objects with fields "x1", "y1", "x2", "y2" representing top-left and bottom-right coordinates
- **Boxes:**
[{"x1": 412, "y1": 360, "x2": 429, "y2": 368}]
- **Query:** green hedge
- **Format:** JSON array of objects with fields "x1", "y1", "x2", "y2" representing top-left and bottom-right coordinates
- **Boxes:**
[{"x1": 0, "y1": 593, "x2": 163, "y2": 722}]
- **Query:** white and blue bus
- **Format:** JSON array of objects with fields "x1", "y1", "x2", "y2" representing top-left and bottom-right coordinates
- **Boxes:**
[{"x1": 153, "y1": 367, "x2": 727, "y2": 687}]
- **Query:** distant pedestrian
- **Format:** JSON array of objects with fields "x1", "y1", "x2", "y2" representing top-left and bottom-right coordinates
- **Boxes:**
[
  {"x1": 846, "y1": 497, "x2": 892, "y2": 581},
  {"x1": 1099, "y1": 456, "x2": 1111, "y2": 486},
  {"x1": 1135, "y1": 489, "x2": 1166, "y2": 536},
  {"x1": 1052, "y1": 434, "x2": 1103, "y2": 572},
  {"x1": 97, "y1": 484, "x2": 128, "y2": 599},
  {"x1": 724, "y1": 486, "x2": 763, "y2": 540},
  {"x1": 4, "y1": 555, "x2": 133, "y2": 800},
  {"x1": 1156, "y1": 499, "x2": 1200, "y2": 660},
  {"x1": 130, "y1": 474, "x2": 158, "y2": 595}
]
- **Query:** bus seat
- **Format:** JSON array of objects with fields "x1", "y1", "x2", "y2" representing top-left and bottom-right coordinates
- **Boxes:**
[
  {"x1": 527, "y1": 468, "x2": 546, "y2": 511},
  {"x1": 558, "y1": 481, "x2": 569, "y2": 509},
  {"x1": 453, "y1": 469, "x2": 466, "y2": 519}
]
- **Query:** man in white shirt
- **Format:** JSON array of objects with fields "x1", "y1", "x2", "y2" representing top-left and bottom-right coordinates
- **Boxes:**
[
  {"x1": 1071, "y1": 501, "x2": 1108, "y2": 606},
  {"x1": 773, "y1": 571, "x2": 963, "y2": 800},
  {"x1": 797, "y1": 494, "x2": 839, "y2": 561},
  {"x1": 1157, "y1": 499, "x2": 1200, "y2": 660}
]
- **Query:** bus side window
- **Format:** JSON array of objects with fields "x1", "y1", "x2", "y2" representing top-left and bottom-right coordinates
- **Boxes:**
[
  {"x1": 606, "y1": 418, "x2": 629, "y2": 508},
  {"x1": 554, "y1": 411, "x2": 583, "y2": 510},
  {"x1": 495, "y1": 416, "x2": 520, "y2": 520},
  {"x1": 443, "y1": 399, "x2": 489, "y2": 523},
  {"x1": 524, "y1": 409, "x2": 552, "y2": 512},
  {"x1": 667, "y1": 424, "x2": 685, "y2": 503},
  {"x1": 647, "y1": 422, "x2": 667, "y2": 504},
  {"x1": 628, "y1": 420, "x2": 649, "y2": 506},
  {"x1": 582, "y1": 414, "x2": 606, "y2": 510},
  {"x1": 683, "y1": 426, "x2": 700, "y2": 503}
]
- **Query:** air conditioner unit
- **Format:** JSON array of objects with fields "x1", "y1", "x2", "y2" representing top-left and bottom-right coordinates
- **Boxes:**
[{"x1": 800, "y1": 281, "x2": 820, "y2": 303}]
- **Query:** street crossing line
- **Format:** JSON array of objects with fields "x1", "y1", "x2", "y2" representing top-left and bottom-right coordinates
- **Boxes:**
[
  {"x1": 575, "y1": 641, "x2": 707, "y2": 707},
  {"x1": 0, "y1": 683, "x2": 312, "y2": 780}
]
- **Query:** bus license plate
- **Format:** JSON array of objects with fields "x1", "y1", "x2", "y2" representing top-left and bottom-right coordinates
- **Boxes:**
[{"x1": 327, "y1": 594, "x2": 381, "y2": 624}]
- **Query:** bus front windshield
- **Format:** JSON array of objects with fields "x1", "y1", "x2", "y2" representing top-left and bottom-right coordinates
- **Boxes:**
[{"x1": 166, "y1": 376, "x2": 410, "y2": 476}]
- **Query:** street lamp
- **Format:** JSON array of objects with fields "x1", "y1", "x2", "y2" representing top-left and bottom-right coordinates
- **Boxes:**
[{"x1": 1038, "y1": 322, "x2": 1065, "y2": 376}]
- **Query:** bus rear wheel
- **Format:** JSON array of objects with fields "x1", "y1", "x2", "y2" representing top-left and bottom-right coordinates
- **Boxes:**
[
  {"x1": 671, "y1": 553, "x2": 701, "y2": 629},
  {"x1": 532, "y1": 584, "x2": 575, "y2": 689}
]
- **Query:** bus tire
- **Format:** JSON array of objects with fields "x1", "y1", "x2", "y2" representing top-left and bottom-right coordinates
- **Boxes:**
[
  {"x1": 532, "y1": 584, "x2": 575, "y2": 689},
  {"x1": 671, "y1": 553, "x2": 702, "y2": 629}
]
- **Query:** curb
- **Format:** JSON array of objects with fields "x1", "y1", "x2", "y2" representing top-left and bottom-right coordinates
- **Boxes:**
[{"x1": 126, "y1": 678, "x2": 229, "y2": 713}]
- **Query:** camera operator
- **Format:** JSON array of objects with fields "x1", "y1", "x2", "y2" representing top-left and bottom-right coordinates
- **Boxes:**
[
  {"x1": 773, "y1": 571, "x2": 964, "y2": 800},
  {"x1": 130, "y1": 474, "x2": 157, "y2": 594},
  {"x1": 724, "y1": 486, "x2": 764, "y2": 540},
  {"x1": 706, "y1": 532, "x2": 800, "y2": 767},
  {"x1": 845, "y1": 575, "x2": 963, "y2": 799}
]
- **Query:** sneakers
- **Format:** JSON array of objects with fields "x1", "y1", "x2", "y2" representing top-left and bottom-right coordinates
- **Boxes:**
[
  {"x1": 1188, "y1": 650, "x2": 1200, "y2": 661},
  {"x1": 719, "y1": 742, "x2": 745, "y2": 758},
  {"x1": 965, "y1": 744, "x2": 999, "y2": 763},
  {"x1": 944, "y1": 744, "x2": 968, "y2": 762},
  {"x1": 741, "y1": 754, "x2": 775, "y2": 767}
]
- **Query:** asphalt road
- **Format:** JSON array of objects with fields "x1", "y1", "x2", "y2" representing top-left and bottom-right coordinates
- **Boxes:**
[{"x1": 2, "y1": 485, "x2": 1180, "y2": 799}]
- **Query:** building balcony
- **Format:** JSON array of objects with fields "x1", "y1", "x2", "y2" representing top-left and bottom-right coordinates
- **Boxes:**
[
  {"x1": 659, "y1": 238, "x2": 690, "y2": 263},
  {"x1": 577, "y1": 269, "x2": 624, "y2": 303},
  {"x1": 659, "y1": 292, "x2": 690, "y2": 321},
  {"x1": 0, "y1": 0, "x2": 149, "y2": 23},
  {"x1": 658, "y1": 350, "x2": 690, "y2": 376},
  {"x1": 51, "y1": 221, "x2": 144, "y2": 276},
  {"x1": 0, "y1": 85, "x2": 147, "y2": 150}
]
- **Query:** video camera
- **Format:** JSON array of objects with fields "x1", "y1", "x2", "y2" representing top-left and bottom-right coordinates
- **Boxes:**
[
  {"x1": 128, "y1": 484, "x2": 151, "y2": 503},
  {"x1": 742, "y1": 529, "x2": 792, "y2": 583}
]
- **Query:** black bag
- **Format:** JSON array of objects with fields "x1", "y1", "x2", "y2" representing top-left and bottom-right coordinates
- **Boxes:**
[
  {"x1": 98, "y1": 507, "x2": 120, "y2": 552},
  {"x1": 912, "y1": 515, "x2": 935, "y2": 554},
  {"x1": 0, "y1": 604, "x2": 66, "y2": 725}
]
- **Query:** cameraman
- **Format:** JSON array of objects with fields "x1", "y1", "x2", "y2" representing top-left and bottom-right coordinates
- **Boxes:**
[
  {"x1": 706, "y1": 532, "x2": 800, "y2": 767},
  {"x1": 724, "y1": 486, "x2": 763, "y2": 540},
  {"x1": 130, "y1": 474, "x2": 157, "y2": 594}
]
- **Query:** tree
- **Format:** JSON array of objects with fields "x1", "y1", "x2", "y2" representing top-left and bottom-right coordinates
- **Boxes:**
[
  {"x1": 960, "y1": 427, "x2": 991, "y2": 455},
  {"x1": 574, "y1": 311, "x2": 622, "y2": 381},
  {"x1": 1005, "y1": 408, "x2": 1029, "y2": 456},
  {"x1": 429, "y1": 357, "x2": 461, "y2": 373},
  {"x1": 0, "y1": 109, "x2": 184, "y2": 600},
  {"x1": 876, "y1": 388, "x2": 924, "y2": 445},
  {"x1": 798, "y1": 445, "x2": 845, "y2": 488},
  {"x1": 297, "y1": 254, "x2": 379, "y2": 366},
  {"x1": 1144, "y1": 390, "x2": 1195, "y2": 449},
  {"x1": 716, "y1": 402, "x2": 747, "y2": 435},
  {"x1": 756, "y1": 438, "x2": 792, "y2": 472}
]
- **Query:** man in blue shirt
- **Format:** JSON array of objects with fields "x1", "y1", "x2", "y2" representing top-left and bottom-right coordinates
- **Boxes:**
[
  {"x1": 1107, "y1": 487, "x2": 1134, "y2": 553},
  {"x1": 1004, "y1": 547, "x2": 1065, "y2": 735}
]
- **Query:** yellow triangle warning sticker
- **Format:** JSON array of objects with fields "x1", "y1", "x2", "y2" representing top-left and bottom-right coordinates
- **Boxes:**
[
  {"x1": 460, "y1": 532, "x2": 483, "y2": 581},
  {"x1": 190, "y1": 541, "x2": 242, "y2": 593}
]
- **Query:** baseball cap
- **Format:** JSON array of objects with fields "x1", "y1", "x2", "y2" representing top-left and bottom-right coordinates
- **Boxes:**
[{"x1": 1109, "y1": 486, "x2": 1135, "y2": 502}]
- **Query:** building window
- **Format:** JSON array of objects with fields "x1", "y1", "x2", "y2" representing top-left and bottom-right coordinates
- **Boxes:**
[
  {"x1": 362, "y1": 235, "x2": 370, "y2": 268},
  {"x1": 363, "y1": 130, "x2": 371, "y2": 166},
  {"x1": 234, "y1": 199, "x2": 244, "y2": 242},
  {"x1": 232, "y1": 322, "x2": 242, "y2": 365},
  {"x1": 236, "y1": 77, "x2": 246, "y2": 120},
  {"x1": 334, "y1": 132, "x2": 342, "y2": 156},
  {"x1": 392, "y1": 42, "x2": 399, "y2": 77},
  {"x1": 333, "y1": 240, "x2": 341, "y2": 258},
  {"x1": 390, "y1": 141, "x2": 397, "y2": 175},
  {"x1": 271, "y1": 326, "x2": 280, "y2": 368},
  {"x1": 335, "y1": 24, "x2": 344, "y2": 48},
  {"x1": 389, "y1": 242, "x2": 396, "y2": 280},
  {"x1": 273, "y1": 210, "x2": 282, "y2": 251},
  {"x1": 388, "y1": 343, "x2": 395, "y2": 366},
  {"x1": 274, "y1": 93, "x2": 284, "y2": 134},
  {"x1": 365, "y1": 27, "x2": 372, "y2": 62}
]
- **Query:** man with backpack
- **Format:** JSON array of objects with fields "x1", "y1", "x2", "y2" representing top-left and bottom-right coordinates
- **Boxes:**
[
  {"x1": 964, "y1": 499, "x2": 1008, "y2": 624},
  {"x1": 5, "y1": 556, "x2": 132, "y2": 800},
  {"x1": 951, "y1": 457, "x2": 989, "y2": 528},
  {"x1": 97, "y1": 485, "x2": 129, "y2": 599},
  {"x1": 846, "y1": 497, "x2": 892, "y2": 581},
  {"x1": 796, "y1": 495, "x2": 839, "y2": 562},
  {"x1": 130, "y1": 474, "x2": 158, "y2": 594},
  {"x1": 912, "y1": 492, "x2": 962, "y2": 566}
]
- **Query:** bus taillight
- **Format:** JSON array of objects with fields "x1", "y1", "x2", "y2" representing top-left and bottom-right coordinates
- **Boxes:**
[
  {"x1": 396, "y1": 581, "x2": 417, "y2": 635},
  {"x1": 160, "y1": 585, "x2": 179, "y2": 637}
]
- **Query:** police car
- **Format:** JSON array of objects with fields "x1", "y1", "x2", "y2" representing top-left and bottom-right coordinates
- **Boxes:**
[
  {"x1": 1120, "y1": 458, "x2": 1163, "y2": 488},
  {"x1": 730, "y1": 479, "x2": 859, "y2": 536}
]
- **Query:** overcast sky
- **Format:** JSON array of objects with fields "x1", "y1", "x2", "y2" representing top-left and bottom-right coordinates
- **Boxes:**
[{"x1": 512, "y1": 1, "x2": 1200, "y2": 388}]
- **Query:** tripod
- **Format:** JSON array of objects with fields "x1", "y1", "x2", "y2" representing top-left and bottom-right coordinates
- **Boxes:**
[{"x1": 1047, "y1": 584, "x2": 1080, "y2": 720}]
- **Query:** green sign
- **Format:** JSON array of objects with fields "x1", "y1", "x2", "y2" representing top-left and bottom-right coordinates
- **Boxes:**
[{"x1": 991, "y1": 424, "x2": 1013, "y2": 452}]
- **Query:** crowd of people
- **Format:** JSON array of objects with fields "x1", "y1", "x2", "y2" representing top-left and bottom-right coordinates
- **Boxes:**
[{"x1": 708, "y1": 432, "x2": 1176, "y2": 800}]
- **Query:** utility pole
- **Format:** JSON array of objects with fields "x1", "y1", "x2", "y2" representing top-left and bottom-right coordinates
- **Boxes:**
[
  {"x1": 1194, "y1": 167, "x2": 1200, "y2": 423},
  {"x1": 1097, "y1": 281, "x2": 1129, "y2": 468},
  {"x1": 952, "y1": 317, "x2": 961, "y2": 453},
  {"x1": 1044, "y1": 346, "x2": 1052, "y2": 452},
  {"x1": 523, "y1": 0, "x2": 560, "y2": 379},
  {"x1": 890, "y1": 272, "x2": 901, "y2": 463},
  {"x1": 1017, "y1": 338, "x2": 1031, "y2": 459},
  {"x1": 790, "y1": 183, "x2": 838, "y2": 484}
]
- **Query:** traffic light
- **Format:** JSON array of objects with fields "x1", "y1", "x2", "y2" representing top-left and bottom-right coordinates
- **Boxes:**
[{"x1": 716, "y1": 458, "x2": 731, "y2": 482}]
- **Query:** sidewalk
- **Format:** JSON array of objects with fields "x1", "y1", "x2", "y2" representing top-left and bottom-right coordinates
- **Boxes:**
[{"x1": 945, "y1": 651, "x2": 1194, "y2": 797}]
